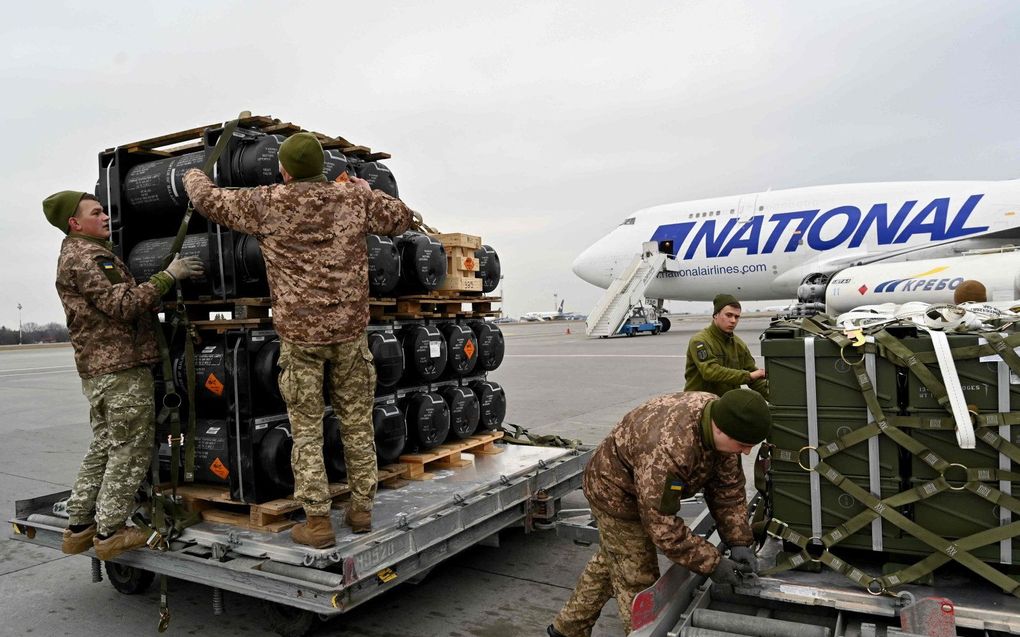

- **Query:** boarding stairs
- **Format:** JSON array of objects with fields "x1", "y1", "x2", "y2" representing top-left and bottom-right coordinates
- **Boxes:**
[{"x1": 585, "y1": 244, "x2": 668, "y2": 337}]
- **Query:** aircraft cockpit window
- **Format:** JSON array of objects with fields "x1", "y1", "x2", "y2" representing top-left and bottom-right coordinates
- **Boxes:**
[{"x1": 620, "y1": 217, "x2": 636, "y2": 226}]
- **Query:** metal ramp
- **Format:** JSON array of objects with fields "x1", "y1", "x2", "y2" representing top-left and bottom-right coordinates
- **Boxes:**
[{"x1": 585, "y1": 243, "x2": 667, "y2": 337}]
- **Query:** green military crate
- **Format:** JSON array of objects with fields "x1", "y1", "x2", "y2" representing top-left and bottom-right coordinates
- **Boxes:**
[
  {"x1": 770, "y1": 470, "x2": 910, "y2": 553},
  {"x1": 893, "y1": 332, "x2": 1020, "y2": 412},
  {"x1": 762, "y1": 327, "x2": 898, "y2": 410},
  {"x1": 910, "y1": 482, "x2": 1019, "y2": 564},
  {"x1": 769, "y1": 406, "x2": 899, "y2": 479},
  {"x1": 908, "y1": 415, "x2": 1020, "y2": 481}
]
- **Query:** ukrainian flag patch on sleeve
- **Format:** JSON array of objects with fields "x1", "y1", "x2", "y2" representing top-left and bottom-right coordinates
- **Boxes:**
[{"x1": 658, "y1": 473, "x2": 686, "y2": 515}]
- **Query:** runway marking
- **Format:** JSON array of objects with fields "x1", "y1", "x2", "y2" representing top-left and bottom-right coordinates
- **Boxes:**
[
  {"x1": 504, "y1": 354, "x2": 686, "y2": 358},
  {"x1": 0, "y1": 368, "x2": 77, "y2": 378},
  {"x1": 0, "y1": 365, "x2": 76, "y2": 373}
]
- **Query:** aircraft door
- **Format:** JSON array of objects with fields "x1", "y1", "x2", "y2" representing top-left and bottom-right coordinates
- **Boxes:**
[{"x1": 737, "y1": 195, "x2": 758, "y2": 221}]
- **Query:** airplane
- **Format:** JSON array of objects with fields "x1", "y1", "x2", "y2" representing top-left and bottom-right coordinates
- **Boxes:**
[
  {"x1": 521, "y1": 299, "x2": 575, "y2": 321},
  {"x1": 572, "y1": 179, "x2": 1020, "y2": 314}
]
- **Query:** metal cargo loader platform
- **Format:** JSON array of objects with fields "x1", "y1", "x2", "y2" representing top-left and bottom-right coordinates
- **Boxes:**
[{"x1": 11, "y1": 443, "x2": 590, "y2": 623}]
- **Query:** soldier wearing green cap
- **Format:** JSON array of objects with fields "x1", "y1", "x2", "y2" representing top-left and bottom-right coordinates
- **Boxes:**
[
  {"x1": 44, "y1": 190, "x2": 203, "y2": 561},
  {"x1": 182, "y1": 131, "x2": 413, "y2": 549},
  {"x1": 549, "y1": 389, "x2": 771, "y2": 637},
  {"x1": 684, "y1": 293, "x2": 768, "y2": 399}
]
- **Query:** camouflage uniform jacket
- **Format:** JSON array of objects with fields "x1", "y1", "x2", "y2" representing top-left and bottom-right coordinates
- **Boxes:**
[
  {"x1": 684, "y1": 322, "x2": 768, "y2": 399},
  {"x1": 56, "y1": 234, "x2": 168, "y2": 378},
  {"x1": 583, "y1": 392, "x2": 753, "y2": 575},
  {"x1": 183, "y1": 170, "x2": 412, "y2": 346}
]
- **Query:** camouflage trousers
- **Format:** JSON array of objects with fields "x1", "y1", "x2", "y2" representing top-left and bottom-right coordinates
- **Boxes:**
[
  {"x1": 66, "y1": 366, "x2": 155, "y2": 537},
  {"x1": 553, "y1": 506, "x2": 660, "y2": 636},
  {"x1": 279, "y1": 336, "x2": 377, "y2": 517}
]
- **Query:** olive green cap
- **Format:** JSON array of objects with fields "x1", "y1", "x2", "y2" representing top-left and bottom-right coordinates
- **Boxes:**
[
  {"x1": 43, "y1": 191, "x2": 87, "y2": 234},
  {"x1": 710, "y1": 389, "x2": 771, "y2": 444},
  {"x1": 712, "y1": 293, "x2": 740, "y2": 315},
  {"x1": 278, "y1": 132, "x2": 325, "y2": 181}
]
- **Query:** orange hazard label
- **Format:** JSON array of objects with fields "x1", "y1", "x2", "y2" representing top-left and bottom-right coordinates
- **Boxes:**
[
  {"x1": 210, "y1": 457, "x2": 229, "y2": 480},
  {"x1": 463, "y1": 257, "x2": 476, "y2": 270},
  {"x1": 204, "y1": 373, "x2": 224, "y2": 397},
  {"x1": 463, "y1": 339, "x2": 476, "y2": 359}
]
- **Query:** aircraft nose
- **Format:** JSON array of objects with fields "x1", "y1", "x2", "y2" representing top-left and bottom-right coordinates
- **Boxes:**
[{"x1": 572, "y1": 245, "x2": 601, "y2": 286}]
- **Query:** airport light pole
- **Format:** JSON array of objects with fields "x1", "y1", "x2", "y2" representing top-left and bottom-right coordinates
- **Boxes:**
[{"x1": 17, "y1": 303, "x2": 22, "y2": 345}]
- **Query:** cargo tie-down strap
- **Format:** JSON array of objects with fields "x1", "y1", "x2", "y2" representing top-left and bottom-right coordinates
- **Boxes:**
[
  {"x1": 500, "y1": 423, "x2": 584, "y2": 449},
  {"x1": 142, "y1": 111, "x2": 251, "y2": 632},
  {"x1": 759, "y1": 312, "x2": 1020, "y2": 598}
]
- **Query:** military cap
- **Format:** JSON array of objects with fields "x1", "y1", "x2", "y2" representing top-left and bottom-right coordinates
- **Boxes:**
[
  {"x1": 953, "y1": 280, "x2": 987, "y2": 304},
  {"x1": 712, "y1": 293, "x2": 741, "y2": 315},
  {"x1": 711, "y1": 388, "x2": 771, "y2": 444},
  {"x1": 278, "y1": 132, "x2": 325, "y2": 181},
  {"x1": 43, "y1": 191, "x2": 88, "y2": 234}
]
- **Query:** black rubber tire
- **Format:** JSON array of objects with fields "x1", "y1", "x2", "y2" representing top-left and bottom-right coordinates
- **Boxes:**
[
  {"x1": 652, "y1": 327, "x2": 660, "y2": 335},
  {"x1": 263, "y1": 602, "x2": 319, "y2": 637},
  {"x1": 659, "y1": 317, "x2": 671, "y2": 333},
  {"x1": 105, "y1": 562, "x2": 155, "y2": 595}
]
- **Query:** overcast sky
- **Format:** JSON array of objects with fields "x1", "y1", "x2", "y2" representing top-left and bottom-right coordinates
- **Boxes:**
[{"x1": 2, "y1": 1, "x2": 1018, "y2": 328}]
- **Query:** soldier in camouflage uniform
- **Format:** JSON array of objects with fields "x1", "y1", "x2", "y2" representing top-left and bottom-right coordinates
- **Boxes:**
[
  {"x1": 549, "y1": 389, "x2": 771, "y2": 637},
  {"x1": 684, "y1": 293, "x2": 768, "y2": 399},
  {"x1": 43, "y1": 191, "x2": 203, "y2": 561},
  {"x1": 183, "y1": 132, "x2": 412, "y2": 548}
]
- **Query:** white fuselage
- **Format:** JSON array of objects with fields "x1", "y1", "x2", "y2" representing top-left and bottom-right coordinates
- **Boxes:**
[{"x1": 573, "y1": 180, "x2": 1020, "y2": 302}]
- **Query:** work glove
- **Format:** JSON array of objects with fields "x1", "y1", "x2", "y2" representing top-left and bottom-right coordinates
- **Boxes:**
[
  {"x1": 166, "y1": 254, "x2": 204, "y2": 281},
  {"x1": 709, "y1": 556, "x2": 754, "y2": 585},
  {"x1": 728, "y1": 545, "x2": 758, "y2": 573}
]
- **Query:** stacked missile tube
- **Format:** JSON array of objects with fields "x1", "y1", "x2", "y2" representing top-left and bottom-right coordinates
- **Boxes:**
[{"x1": 97, "y1": 115, "x2": 504, "y2": 504}]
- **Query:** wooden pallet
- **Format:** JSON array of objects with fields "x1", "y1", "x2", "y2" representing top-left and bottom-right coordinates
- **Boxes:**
[
  {"x1": 105, "y1": 114, "x2": 389, "y2": 160},
  {"x1": 163, "y1": 464, "x2": 407, "y2": 532},
  {"x1": 182, "y1": 296, "x2": 273, "y2": 321},
  {"x1": 398, "y1": 431, "x2": 505, "y2": 480},
  {"x1": 370, "y1": 295, "x2": 501, "y2": 320}
]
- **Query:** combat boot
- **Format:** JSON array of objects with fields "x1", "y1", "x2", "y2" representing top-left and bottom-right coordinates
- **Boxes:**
[
  {"x1": 291, "y1": 515, "x2": 336, "y2": 549},
  {"x1": 547, "y1": 625, "x2": 568, "y2": 637},
  {"x1": 345, "y1": 508, "x2": 371, "y2": 534},
  {"x1": 93, "y1": 526, "x2": 149, "y2": 561},
  {"x1": 61, "y1": 524, "x2": 97, "y2": 555}
]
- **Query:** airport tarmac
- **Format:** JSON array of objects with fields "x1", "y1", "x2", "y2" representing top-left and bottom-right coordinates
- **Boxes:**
[{"x1": 0, "y1": 315, "x2": 770, "y2": 637}]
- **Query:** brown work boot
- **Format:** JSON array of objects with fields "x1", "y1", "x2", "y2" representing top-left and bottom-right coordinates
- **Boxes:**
[
  {"x1": 61, "y1": 524, "x2": 97, "y2": 555},
  {"x1": 93, "y1": 526, "x2": 150, "y2": 561},
  {"x1": 291, "y1": 515, "x2": 336, "y2": 549},
  {"x1": 345, "y1": 508, "x2": 372, "y2": 534}
]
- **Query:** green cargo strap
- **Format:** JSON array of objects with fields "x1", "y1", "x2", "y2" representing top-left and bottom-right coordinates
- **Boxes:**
[
  {"x1": 820, "y1": 460, "x2": 1020, "y2": 595},
  {"x1": 500, "y1": 423, "x2": 583, "y2": 449},
  {"x1": 902, "y1": 332, "x2": 1020, "y2": 379},
  {"x1": 874, "y1": 330, "x2": 954, "y2": 409},
  {"x1": 183, "y1": 305, "x2": 197, "y2": 483},
  {"x1": 879, "y1": 520, "x2": 1020, "y2": 593},
  {"x1": 159, "y1": 110, "x2": 251, "y2": 270},
  {"x1": 764, "y1": 322, "x2": 1020, "y2": 596}
]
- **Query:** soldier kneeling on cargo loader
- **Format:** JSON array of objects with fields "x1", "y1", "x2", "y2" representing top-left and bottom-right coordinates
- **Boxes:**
[
  {"x1": 44, "y1": 191, "x2": 204, "y2": 561},
  {"x1": 684, "y1": 293, "x2": 768, "y2": 400},
  {"x1": 549, "y1": 389, "x2": 771, "y2": 637},
  {"x1": 183, "y1": 132, "x2": 412, "y2": 548}
]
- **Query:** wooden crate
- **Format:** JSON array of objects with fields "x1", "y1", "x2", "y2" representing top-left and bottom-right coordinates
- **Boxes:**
[
  {"x1": 397, "y1": 431, "x2": 504, "y2": 480},
  {"x1": 430, "y1": 232, "x2": 482, "y2": 250}
]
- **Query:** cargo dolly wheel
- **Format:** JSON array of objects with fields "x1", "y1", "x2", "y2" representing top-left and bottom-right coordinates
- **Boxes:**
[
  {"x1": 104, "y1": 562, "x2": 155, "y2": 595},
  {"x1": 263, "y1": 602, "x2": 321, "y2": 637}
]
